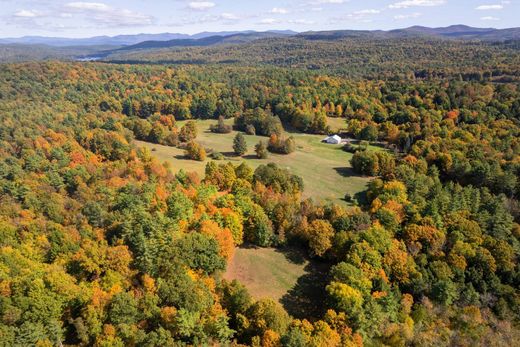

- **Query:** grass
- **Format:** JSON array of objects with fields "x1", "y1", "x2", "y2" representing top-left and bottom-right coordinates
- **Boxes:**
[
  {"x1": 135, "y1": 118, "x2": 373, "y2": 205},
  {"x1": 224, "y1": 246, "x2": 328, "y2": 319},
  {"x1": 326, "y1": 116, "x2": 348, "y2": 133}
]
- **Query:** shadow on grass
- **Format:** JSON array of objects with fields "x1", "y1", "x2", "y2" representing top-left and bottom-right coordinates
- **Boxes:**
[
  {"x1": 275, "y1": 246, "x2": 307, "y2": 265},
  {"x1": 354, "y1": 190, "x2": 368, "y2": 206},
  {"x1": 220, "y1": 151, "x2": 239, "y2": 157},
  {"x1": 333, "y1": 166, "x2": 358, "y2": 178},
  {"x1": 275, "y1": 246, "x2": 330, "y2": 320},
  {"x1": 280, "y1": 260, "x2": 329, "y2": 320}
]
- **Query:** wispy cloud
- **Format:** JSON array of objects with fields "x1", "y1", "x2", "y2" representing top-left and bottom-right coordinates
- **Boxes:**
[
  {"x1": 389, "y1": 0, "x2": 446, "y2": 9},
  {"x1": 331, "y1": 8, "x2": 381, "y2": 23},
  {"x1": 65, "y1": 2, "x2": 154, "y2": 26},
  {"x1": 309, "y1": 0, "x2": 347, "y2": 4},
  {"x1": 258, "y1": 18, "x2": 279, "y2": 25},
  {"x1": 14, "y1": 10, "x2": 41, "y2": 18},
  {"x1": 394, "y1": 12, "x2": 422, "y2": 19},
  {"x1": 353, "y1": 9, "x2": 380, "y2": 15},
  {"x1": 220, "y1": 12, "x2": 239, "y2": 20},
  {"x1": 481, "y1": 16, "x2": 500, "y2": 20},
  {"x1": 475, "y1": 4, "x2": 503, "y2": 10},
  {"x1": 288, "y1": 19, "x2": 316, "y2": 24},
  {"x1": 66, "y1": 2, "x2": 109, "y2": 11},
  {"x1": 188, "y1": 1, "x2": 216, "y2": 11},
  {"x1": 270, "y1": 7, "x2": 289, "y2": 14}
]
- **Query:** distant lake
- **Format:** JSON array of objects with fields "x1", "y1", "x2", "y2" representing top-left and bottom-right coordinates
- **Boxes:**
[{"x1": 76, "y1": 56, "x2": 102, "y2": 62}]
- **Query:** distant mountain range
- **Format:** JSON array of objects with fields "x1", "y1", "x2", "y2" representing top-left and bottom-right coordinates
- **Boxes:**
[
  {"x1": 297, "y1": 25, "x2": 520, "y2": 41},
  {"x1": 0, "y1": 30, "x2": 298, "y2": 47},
  {"x1": 1, "y1": 26, "x2": 519, "y2": 64},
  {"x1": 114, "y1": 31, "x2": 297, "y2": 52},
  {"x1": 1, "y1": 26, "x2": 519, "y2": 50}
]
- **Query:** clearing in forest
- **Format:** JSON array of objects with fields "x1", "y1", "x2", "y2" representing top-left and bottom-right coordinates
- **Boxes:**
[
  {"x1": 224, "y1": 246, "x2": 329, "y2": 319},
  {"x1": 135, "y1": 118, "x2": 374, "y2": 205}
]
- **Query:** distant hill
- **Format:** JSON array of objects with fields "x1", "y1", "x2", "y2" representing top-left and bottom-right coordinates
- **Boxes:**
[
  {"x1": 1, "y1": 26, "x2": 517, "y2": 51},
  {"x1": 0, "y1": 44, "x2": 112, "y2": 63},
  {"x1": 0, "y1": 30, "x2": 298, "y2": 47},
  {"x1": 114, "y1": 31, "x2": 296, "y2": 52},
  {"x1": 0, "y1": 33, "x2": 191, "y2": 47},
  {"x1": 392, "y1": 25, "x2": 520, "y2": 41},
  {"x1": 1, "y1": 26, "x2": 519, "y2": 64},
  {"x1": 297, "y1": 25, "x2": 520, "y2": 41}
]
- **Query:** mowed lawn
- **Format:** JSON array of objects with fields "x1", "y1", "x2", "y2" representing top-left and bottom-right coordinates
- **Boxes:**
[
  {"x1": 224, "y1": 246, "x2": 328, "y2": 318},
  {"x1": 134, "y1": 118, "x2": 372, "y2": 204},
  {"x1": 224, "y1": 247, "x2": 308, "y2": 302}
]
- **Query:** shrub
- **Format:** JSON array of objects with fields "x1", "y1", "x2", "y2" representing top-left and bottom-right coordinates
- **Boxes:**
[
  {"x1": 342, "y1": 143, "x2": 356, "y2": 153},
  {"x1": 179, "y1": 121, "x2": 198, "y2": 142},
  {"x1": 268, "y1": 135, "x2": 295, "y2": 155},
  {"x1": 210, "y1": 116, "x2": 232, "y2": 134},
  {"x1": 211, "y1": 151, "x2": 225, "y2": 160},
  {"x1": 185, "y1": 141, "x2": 206, "y2": 161},
  {"x1": 255, "y1": 141, "x2": 269, "y2": 159},
  {"x1": 245, "y1": 124, "x2": 256, "y2": 135}
]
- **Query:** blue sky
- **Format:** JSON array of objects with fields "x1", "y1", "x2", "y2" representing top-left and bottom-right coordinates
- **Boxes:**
[{"x1": 1, "y1": 0, "x2": 518, "y2": 37}]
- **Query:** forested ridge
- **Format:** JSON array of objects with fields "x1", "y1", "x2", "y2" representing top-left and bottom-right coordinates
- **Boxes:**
[
  {"x1": 0, "y1": 55, "x2": 519, "y2": 346},
  {"x1": 106, "y1": 37, "x2": 520, "y2": 80}
]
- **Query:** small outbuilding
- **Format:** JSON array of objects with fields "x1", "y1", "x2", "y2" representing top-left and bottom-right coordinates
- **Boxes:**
[{"x1": 323, "y1": 135, "x2": 342, "y2": 144}]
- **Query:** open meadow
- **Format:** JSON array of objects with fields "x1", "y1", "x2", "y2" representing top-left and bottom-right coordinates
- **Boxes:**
[
  {"x1": 223, "y1": 246, "x2": 328, "y2": 319},
  {"x1": 135, "y1": 118, "x2": 373, "y2": 204}
]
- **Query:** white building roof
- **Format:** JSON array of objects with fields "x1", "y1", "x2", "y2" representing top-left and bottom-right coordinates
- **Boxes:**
[{"x1": 323, "y1": 135, "x2": 342, "y2": 142}]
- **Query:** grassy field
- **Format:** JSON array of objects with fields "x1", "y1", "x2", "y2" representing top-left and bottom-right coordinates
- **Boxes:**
[
  {"x1": 135, "y1": 118, "x2": 373, "y2": 204},
  {"x1": 224, "y1": 246, "x2": 328, "y2": 318}
]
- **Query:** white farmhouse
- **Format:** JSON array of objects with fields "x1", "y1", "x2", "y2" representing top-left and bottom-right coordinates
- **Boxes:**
[{"x1": 323, "y1": 135, "x2": 342, "y2": 144}]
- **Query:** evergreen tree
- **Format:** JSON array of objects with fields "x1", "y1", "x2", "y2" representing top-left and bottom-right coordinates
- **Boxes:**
[{"x1": 233, "y1": 133, "x2": 247, "y2": 156}]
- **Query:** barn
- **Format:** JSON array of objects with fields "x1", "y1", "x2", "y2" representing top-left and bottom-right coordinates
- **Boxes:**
[{"x1": 323, "y1": 135, "x2": 342, "y2": 144}]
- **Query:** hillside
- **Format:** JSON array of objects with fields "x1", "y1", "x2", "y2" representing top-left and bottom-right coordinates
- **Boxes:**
[
  {"x1": 1, "y1": 26, "x2": 520, "y2": 64},
  {"x1": 114, "y1": 31, "x2": 294, "y2": 51},
  {"x1": 104, "y1": 36, "x2": 520, "y2": 80}
]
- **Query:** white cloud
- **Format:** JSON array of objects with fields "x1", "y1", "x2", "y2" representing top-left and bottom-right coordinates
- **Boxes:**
[
  {"x1": 66, "y1": 2, "x2": 110, "y2": 11},
  {"x1": 288, "y1": 19, "x2": 316, "y2": 24},
  {"x1": 331, "y1": 8, "x2": 381, "y2": 23},
  {"x1": 258, "y1": 18, "x2": 278, "y2": 24},
  {"x1": 353, "y1": 9, "x2": 381, "y2": 15},
  {"x1": 389, "y1": 0, "x2": 445, "y2": 9},
  {"x1": 14, "y1": 10, "x2": 40, "y2": 18},
  {"x1": 481, "y1": 16, "x2": 500, "y2": 20},
  {"x1": 219, "y1": 12, "x2": 239, "y2": 20},
  {"x1": 394, "y1": 12, "x2": 422, "y2": 19},
  {"x1": 65, "y1": 1, "x2": 153, "y2": 26},
  {"x1": 475, "y1": 4, "x2": 503, "y2": 10},
  {"x1": 309, "y1": 0, "x2": 346, "y2": 4},
  {"x1": 271, "y1": 7, "x2": 289, "y2": 14},
  {"x1": 188, "y1": 1, "x2": 216, "y2": 11}
]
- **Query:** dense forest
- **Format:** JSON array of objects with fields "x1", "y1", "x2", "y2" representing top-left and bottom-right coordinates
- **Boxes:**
[
  {"x1": 0, "y1": 36, "x2": 519, "y2": 347},
  {"x1": 106, "y1": 37, "x2": 520, "y2": 80}
]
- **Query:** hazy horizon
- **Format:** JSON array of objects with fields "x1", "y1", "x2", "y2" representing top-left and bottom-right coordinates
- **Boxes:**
[{"x1": 2, "y1": 0, "x2": 519, "y2": 39}]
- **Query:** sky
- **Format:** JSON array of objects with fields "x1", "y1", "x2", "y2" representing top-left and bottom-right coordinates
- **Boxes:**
[{"x1": 1, "y1": 0, "x2": 519, "y2": 38}]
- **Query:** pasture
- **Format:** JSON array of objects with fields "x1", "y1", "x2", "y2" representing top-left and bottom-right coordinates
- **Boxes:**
[
  {"x1": 224, "y1": 246, "x2": 328, "y2": 319},
  {"x1": 135, "y1": 118, "x2": 373, "y2": 204}
]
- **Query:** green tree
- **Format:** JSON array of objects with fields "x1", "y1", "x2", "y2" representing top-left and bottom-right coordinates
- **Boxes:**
[
  {"x1": 255, "y1": 141, "x2": 269, "y2": 159},
  {"x1": 233, "y1": 133, "x2": 248, "y2": 156}
]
